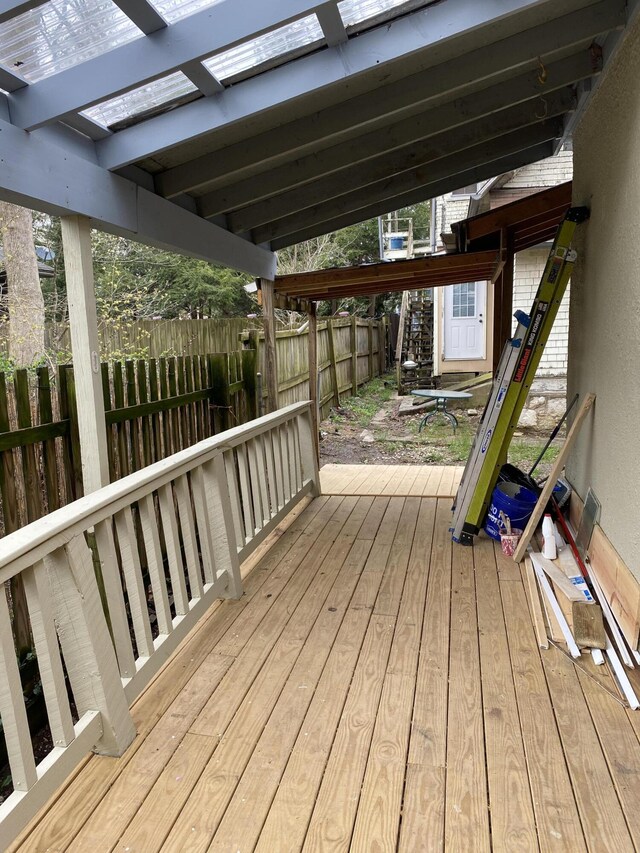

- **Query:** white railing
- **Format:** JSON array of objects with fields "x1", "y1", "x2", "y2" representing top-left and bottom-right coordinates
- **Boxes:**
[{"x1": 0, "y1": 401, "x2": 318, "y2": 848}]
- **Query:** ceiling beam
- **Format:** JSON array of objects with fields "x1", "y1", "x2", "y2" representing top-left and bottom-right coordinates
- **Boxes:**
[
  {"x1": 251, "y1": 114, "x2": 566, "y2": 243},
  {"x1": 0, "y1": 64, "x2": 27, "y2": 92},
  {"x1": 0, "y1": 118, "x2": 275, "y2": 278},
  {"x1": 8, "y1": 0, "x2": 332, "y2": 130},
  {"x1": 270, "y1": 140, "x2": 555, "y2": 249},
  {"x1": 111, "y1": 0, "x2": 167, "y2": 34},
  {"x1": 316, "y1": 3, "x2": 347, "y2": 46},
  {"x1": 98, "y1": 0, "x2": 613, "y2": 171},
  {"x1": 197, "y1": 52, "x2": 593, "y2": 221},
  {"x1": 151, "y1": 0, "x2": 620, "y2": 193},
  {"x1": 181, "y1": 61, "x2": 225, "y2": 97},
  {"x1": 0, "y1": 0, "x2": 47, "y2": 24}
]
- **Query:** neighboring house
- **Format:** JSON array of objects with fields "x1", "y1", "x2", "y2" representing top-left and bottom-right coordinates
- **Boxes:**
[{"x1": 431, "y1": 148, "x2": 573, "y2": 378}]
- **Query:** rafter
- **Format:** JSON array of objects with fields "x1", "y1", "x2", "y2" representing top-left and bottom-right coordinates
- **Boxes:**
[
  {"x1": 251, "y1": 118, "x2": 565, "y2": 244},
  {"x1": 269, "y1": 141, "x2": 555, "y2": 250},
  {"x1": 116, "y1": 0, "x2": 621, "y2": 178},
  {"x1": 316, "y1": 2, "x2": 347, "y2": 46},
  {"x1": 111, "y1": 0, "x2": 167, "y2": 34},
  {"x1": 0, "y1": 0, "x2": 47, "y2": 24}
]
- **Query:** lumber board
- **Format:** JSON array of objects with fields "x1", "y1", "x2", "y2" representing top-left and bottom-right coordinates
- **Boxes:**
[
  {"x1": 476, "y1": 539, "x2": 538, "y2": 849},
  {"x1": 513, "y1": 393, "x2": 596, "y2": 562},
  {"x1": 588, "y1": 524, "x2": 640, "y2": 650},
  {"x1": 500, "y1": 579, "x2": 586, "y2": 850},
  {"x1": 541, "y1": 646, "x2": 635, "y2": 852},
  {"x1": 522, "y1": 557, "x2": 549, "y2": 649}
]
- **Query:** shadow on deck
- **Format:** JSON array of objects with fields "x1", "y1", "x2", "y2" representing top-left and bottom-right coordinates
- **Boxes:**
[{"x1": 12, "y1": 465, "x2": 640, "y2": 852}]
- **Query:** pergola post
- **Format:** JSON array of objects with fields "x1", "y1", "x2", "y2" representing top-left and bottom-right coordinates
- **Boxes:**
[
  {"x1": 60, "y1": 216, "x2": 110, "y2": 493},
  {"x1": 259, "y1": 278, "x2": 279, "y2": 413},
  {"x1": 492, "y1": 230, "x2": 515, "y2": 372},
  {"x1": 307, "y1": 302, "x2": 320, "y2": 464}
]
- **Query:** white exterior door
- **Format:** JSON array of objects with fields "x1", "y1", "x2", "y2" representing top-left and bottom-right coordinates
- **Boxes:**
[{"x1": 443, "y1": 281, "x2": 486, "y2": 360}]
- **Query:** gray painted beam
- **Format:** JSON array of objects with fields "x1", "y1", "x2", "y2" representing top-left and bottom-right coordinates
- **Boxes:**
[
  {"x1": 154, "y1": 0, "x2": 621, "y2": 197},
  {"x1": 271, "y1": 142, "x2": 555, "y2": 250},
  {"x1": 316, "y1": 3, "x2": 347, "y2": 46},
  {"x1": 9, "y1": 0, "x2": 333, "y2": 130},
  {"x1": 0, "y1": 118, "x2": 275, "y2": 278},
  {"x1": 0, "y1": 63, "x2": 27, "y2": 92},
  {"x1": 112, "y1": 0, "x2": 167, "y2": 34},
  {"x1": 0, "y1": 0, "x2": 47, "y2": 24},
  {"x1": 181, "y1": 61, "x2": 225, "y2": 96},
  {"x1": 227, "y1": 91, "x2": 573, "y2": 234},
  {"x1": 201, "y1": 53, "x2": 592, "y2": 220},
  {"x1": 61, "y1": 113, "x2": 113, "y2": 141},
  {"x1": 255, "y1": 121, "x2": 562, "y2": 244}
]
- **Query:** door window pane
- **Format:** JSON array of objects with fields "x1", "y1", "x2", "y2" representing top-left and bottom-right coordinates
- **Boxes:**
[{"x1": 452, "y1": 283, "x2": 476, "y2": 318}]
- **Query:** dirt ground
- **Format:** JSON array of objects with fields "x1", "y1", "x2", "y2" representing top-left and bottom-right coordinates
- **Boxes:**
[{"x1": 319, "y1": 373, "x2": 564, "y2": 482}]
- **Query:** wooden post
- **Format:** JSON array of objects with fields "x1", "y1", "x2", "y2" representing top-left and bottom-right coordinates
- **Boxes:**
[
  {"x1": 492, "y1": 230, "x2": 515, "y2": 373},
  {"x1": 308, "y1": 303, "x2": 320, "y2": 464},
  {"x1": 61, "y1": 216, "x2": 110, "y2": 493},
  {"x1": 367, "y1": 321, "x2": 374, "y2": 380},
  {"x1": 350, "y1": 317, "x2": 358, "y2": 395},
  {"x1": 241, "y1": 341, "x2": 258, "y2": 422},
  {"x1": 326, "y1": 319, "x2": 340, "y2": 406},
  {"x1": 260, "y1": 278, "x2": 279, "y2": 413}
]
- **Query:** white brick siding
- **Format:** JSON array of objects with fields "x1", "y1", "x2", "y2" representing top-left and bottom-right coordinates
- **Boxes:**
[{"x1": 512, "y1": 248, "x2": 569, "y2": 376}]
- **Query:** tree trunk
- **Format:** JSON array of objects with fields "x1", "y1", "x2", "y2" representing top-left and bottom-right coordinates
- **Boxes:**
[{"x1": 0, "y1": 201, "x2": 45, "y2": 366}]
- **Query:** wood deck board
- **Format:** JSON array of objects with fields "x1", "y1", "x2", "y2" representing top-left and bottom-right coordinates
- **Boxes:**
[
  {"x1": 320, "y1": 463, "x2": 464, "y2": 497},
  {"x1": 16, "y1": 492, "x2": 640, "y2": 853}
]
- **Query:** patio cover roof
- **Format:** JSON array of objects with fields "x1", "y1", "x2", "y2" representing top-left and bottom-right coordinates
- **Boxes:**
[
  {"x1": 0, "y1": 1, "x2": 633, "y2": 278},
  {"x1": 272, "y1": 181, "x2": 573, "y2": 307}
]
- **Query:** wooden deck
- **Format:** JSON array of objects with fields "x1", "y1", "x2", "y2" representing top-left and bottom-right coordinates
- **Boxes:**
[
  {"x1": 319, "y1": 463, "x2": 464, "y2": 497},
  {"x1": 12, "y1": 468, "x2": 640, "y2": 852}
]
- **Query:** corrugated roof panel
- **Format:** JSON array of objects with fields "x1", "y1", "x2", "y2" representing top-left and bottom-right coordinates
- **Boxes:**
[
  {"x1": 84, "y1": 71, "x2": 196, "y2": 127},
  {"x1": 0, "y1": 0, "x2": 141, "y2": 83},
  {"x1": 153, "y1": 0, "x2": 223, "y2": 24},
  {"x1": 203, "y1": 13, "x2": 323, "y2": 82},
  {"x1": 338, "y1": 0, "x2": 412, "y2": 28}
]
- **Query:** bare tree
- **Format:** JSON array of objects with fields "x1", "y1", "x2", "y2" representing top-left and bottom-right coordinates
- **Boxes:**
[{"x1": 0, "y1": 201, "x2": 45, "y2": 366}]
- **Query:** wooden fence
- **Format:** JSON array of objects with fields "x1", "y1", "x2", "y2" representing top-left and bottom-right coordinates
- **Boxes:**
[{"x1": 248, "y1": 317, "x2": 388, "y2": 418}]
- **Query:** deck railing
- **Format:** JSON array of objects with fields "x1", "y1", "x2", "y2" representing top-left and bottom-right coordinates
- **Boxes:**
[{"x1": 0, "y1": 401, "x2": 318, "y2": 848}]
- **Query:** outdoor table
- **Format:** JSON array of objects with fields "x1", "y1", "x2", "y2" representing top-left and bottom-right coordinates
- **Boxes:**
[{"x1": 411, "y1": 389, "x2": 472, "y2": 432}]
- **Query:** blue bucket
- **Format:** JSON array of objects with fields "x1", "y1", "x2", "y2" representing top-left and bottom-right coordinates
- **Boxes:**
[
  {"x1": 389, "y1": 236, "x2": 403, "y2": 249},
  {"x1": 484, "y1": 482, "x2": 538, "y2": 541}
]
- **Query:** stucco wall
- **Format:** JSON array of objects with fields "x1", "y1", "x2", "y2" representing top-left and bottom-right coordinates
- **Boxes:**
[
  {"x1": 567, "y1": 17, "x2": 640, "y2": 580},
  {"x1": 512, "y1": 248, "x2": 569, "y2": 376}
]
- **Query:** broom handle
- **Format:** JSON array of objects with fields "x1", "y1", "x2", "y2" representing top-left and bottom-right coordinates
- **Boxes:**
[{"x1": 528, "y1": 393, "x2": 579, "y2": 478}]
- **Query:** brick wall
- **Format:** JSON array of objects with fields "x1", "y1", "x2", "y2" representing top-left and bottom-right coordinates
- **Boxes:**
[{"x1": 512, "y1": 247, "x2": 569, "y2": 376}]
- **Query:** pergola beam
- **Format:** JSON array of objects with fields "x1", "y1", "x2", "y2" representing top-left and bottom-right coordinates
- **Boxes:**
[
  {"x1": 256, "y1": 121, "x2": 563, "y2": 245},
  {"x1": 227, "y1": 90, "x2": 573, "y2": 235},
  {"x1": 98, "y1": 0, "x2": 615, "y2": 171},
  {"x1": 270, "y1": 141, "x2": 554, "y2": 249},
  {"x1": 316, "y1": 2, "x2": 347, "y2": 46},
  {"x1": 0, "y1": 118, "x2": 275, "y2": 278},
  {"x1": 8, "y1": 0, "x2": 332, "y2": 130},
  {"x1": 112, "y1": 0, "x2": 167, "y2": 34},
  {"x1": 0, "y1": 0, "x2": 47, "y2": 24},
  {"x1": 152, "y1": 0, "x2": 620, "y2": 196}
]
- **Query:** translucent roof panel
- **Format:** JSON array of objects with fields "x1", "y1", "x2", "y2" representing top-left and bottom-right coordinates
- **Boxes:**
[
  {"x1": 204, "y1": 14, "x2": 323, "y2": 82},
  {"x1": 154, "y1": 0, "x2": 224, "y2": 24},
  {"x1": 84, "y1": 71, "x2": 196, "y2": 128},
  {"x1": 338, "y1": 0, "x2": 415, "y2": 28},
  {"x1": 0, "y1": 0, "x2": 142, "y2": 83}
]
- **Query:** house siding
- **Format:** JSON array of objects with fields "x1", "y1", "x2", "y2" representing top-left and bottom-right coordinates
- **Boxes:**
[{"x1": 568, "y1": 15, "x2": 640, "y2": 580}]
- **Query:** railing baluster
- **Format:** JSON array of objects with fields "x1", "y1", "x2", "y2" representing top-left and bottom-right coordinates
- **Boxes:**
[
  {"x1": 93, "y1": 519, "x2": 137, "y2": 678},
  {"x1": 263, "y1": 430, "x2": 278, "y2": 518},
  {"x1": 201, "y1": 455, "x2": 242, "y2": 600},
  {"x1": 23, "y1": 564, "x2": 75, "y2": 747},
  {"x1": 157, "y1": 483, "x2": 189, "y2": 615},
  {"x1": 191, "y1": 466, "x2": 216, "y2": 584},
  {"x1": 235, "y1": 444, "x2": 255, "y2": 540},
  {"x1": 292, "y1": 417, "x2": 304, "y2": 492},
  {"x1": 138, "y1": 494, "x2": 173, "y2": 635},
  {"x1": 279, "y1": 423, "x2": 292, "y2": 502},
  {"x1": 223, "y1": 450, "x2": 244, "y2": 548},
  {"x1": 0, "y1": 585, "x2": 37, "y2": 791},
  {"x1": 114, "y1": 508, "x2": 154, "y2": 659},
  {"x1": 175, "y1": 474, "x2": 204, "y2": 599},
  {"x1": 286, "y1": 419, "x2": 297, "y2": 497},
  {"x1": 246, "y1": 438, "x2": 265, "y2": 531},
  {"x1": 271, "y1": 426, "x2": 285, "y2": 511},
  {"x1": 45, "y1": 537, "x2": 136, "y2": 755}
]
